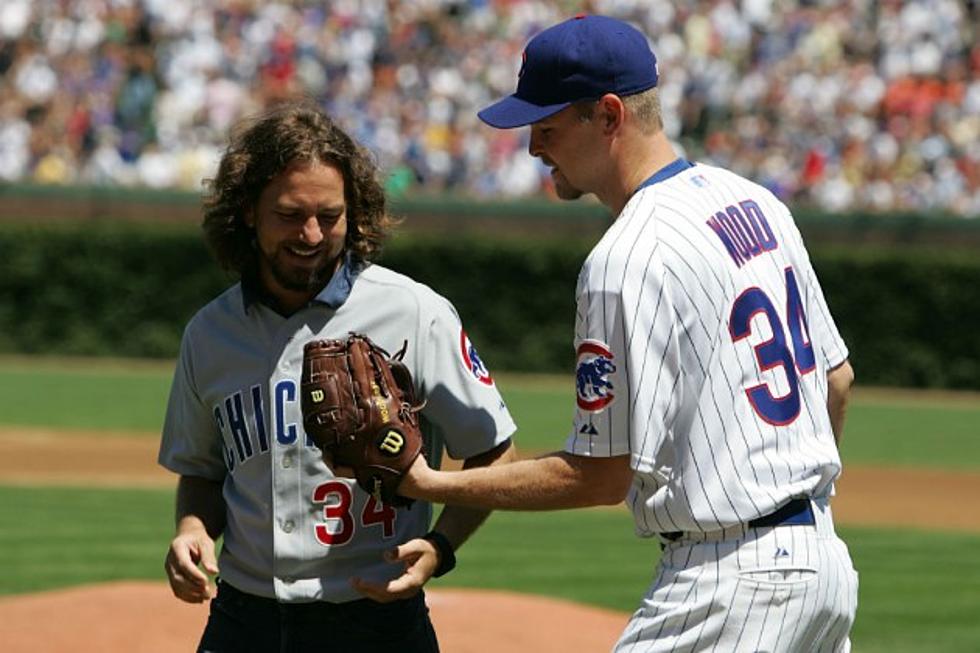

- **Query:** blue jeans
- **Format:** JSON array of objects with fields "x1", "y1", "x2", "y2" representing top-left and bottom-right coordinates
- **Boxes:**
[{"x1": 198, "y1": 580, "x2": 441, "y2": 653}]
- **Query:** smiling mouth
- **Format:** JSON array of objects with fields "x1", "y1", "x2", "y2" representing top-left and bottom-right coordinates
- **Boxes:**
[{"x1": 285, "y1": 245, "x2": 323, "y2": 259}]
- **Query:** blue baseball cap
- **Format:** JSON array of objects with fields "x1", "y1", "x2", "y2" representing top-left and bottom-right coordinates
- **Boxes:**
[{"x1": 478, "y1": 15, "x2": 659, "y2": 129}]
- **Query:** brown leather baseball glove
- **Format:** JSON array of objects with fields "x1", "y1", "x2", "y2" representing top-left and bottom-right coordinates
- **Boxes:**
[{"x1": 301, "y1": 333, "x2": 423, "y2": 507}]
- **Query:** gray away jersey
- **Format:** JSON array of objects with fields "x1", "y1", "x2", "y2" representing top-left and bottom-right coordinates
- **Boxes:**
[
  {"x1": 159, "y1": 262, "x2": 516, "y2": 602},
  {"x1": 566, "y1": 161, "x2": 848, "y2": 537}
]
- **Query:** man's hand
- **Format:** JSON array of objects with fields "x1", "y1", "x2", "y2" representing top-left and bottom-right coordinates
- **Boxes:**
[
  {"x1": 165, "y1": 526, "x2": 219, "y2": 603},
  {"x1": 350, "y1": 537, "x2": 440, "y2": 603}
]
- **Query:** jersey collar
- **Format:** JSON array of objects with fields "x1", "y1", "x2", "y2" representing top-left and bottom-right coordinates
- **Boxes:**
[
  {"x1": 633, "y1": 158, "x2": 694, "y2": 194},
  {"x1": 241, "y1": 251, "x2": 365, "y2": 313},
  {"x1": 314, "y1": 251, "x2": 364, "y2": 308}
]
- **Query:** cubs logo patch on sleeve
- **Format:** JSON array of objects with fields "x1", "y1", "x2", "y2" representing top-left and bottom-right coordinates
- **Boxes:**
[
  {"x1": 460, "y1": 329, "x2": 494, "y2": 386},
  {"x1": 576, "y1": 340, "x2": 616, "y2": 412}
]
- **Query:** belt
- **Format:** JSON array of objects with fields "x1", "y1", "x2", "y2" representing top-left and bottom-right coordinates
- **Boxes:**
[
  {"x1": 216, "y1": 580, "x2": 391, "y2": 612},
  {"x1": 660, "y1": 498, "x2": 814, "y2": 542}
]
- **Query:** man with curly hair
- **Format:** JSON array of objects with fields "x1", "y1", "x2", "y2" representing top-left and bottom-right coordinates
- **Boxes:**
[{"x1": 158, "y1": 101, "x2": 517, "y2": 652}]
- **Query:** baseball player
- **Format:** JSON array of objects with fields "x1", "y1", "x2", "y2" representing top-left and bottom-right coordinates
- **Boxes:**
[
  {"x1": 158, "y1": 101, "x2": 517, "y2": 652},
  {"x1": 398, "y1": 15, "x2": 858, "y2": 652}
]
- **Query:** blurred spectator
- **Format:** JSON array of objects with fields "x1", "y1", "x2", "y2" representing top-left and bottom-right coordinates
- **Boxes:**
[{"x1": 0, "y1": 0, "x2": 976, "y2": 216}]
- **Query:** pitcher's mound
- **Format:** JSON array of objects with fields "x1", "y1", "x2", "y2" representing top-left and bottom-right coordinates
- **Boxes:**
[{"x1": 0, "y1": 581, "x2": 629, "y2": 652}]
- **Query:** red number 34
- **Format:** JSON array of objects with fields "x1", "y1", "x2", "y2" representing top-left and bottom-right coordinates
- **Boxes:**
[{"x1": 311, "y1": 481, "x2": 397, "y2": 546}]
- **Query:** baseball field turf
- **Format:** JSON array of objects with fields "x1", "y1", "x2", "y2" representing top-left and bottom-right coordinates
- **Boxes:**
[{"x1": 0, "y1": 358, "x2": 978, "y2": 651}]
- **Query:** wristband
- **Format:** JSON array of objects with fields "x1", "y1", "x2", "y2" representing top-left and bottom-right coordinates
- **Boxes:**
[{"x1": 423, "y1": 530, "x2": 457, "y2": 578}]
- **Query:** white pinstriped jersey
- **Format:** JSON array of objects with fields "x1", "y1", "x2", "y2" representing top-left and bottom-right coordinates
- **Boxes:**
[{"x1": 566, "y1": 160, "x2": 848, "y2": 536}]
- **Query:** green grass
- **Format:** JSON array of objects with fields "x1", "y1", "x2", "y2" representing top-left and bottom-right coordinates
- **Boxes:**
[
  {"x1": 839, "y1": 526, "x2": 980, "y2": 652},
  {"x1": 0, "y1": 357, "x2": 173, "y2": 433},
  {"x1": 494, "y1": 372, "x2": 578, "y2": 452},
  {"x1": 0, "y1": 485, "x2": 175, "y2": 594},
  {"x1": 841, "y1": 401, "x2": 980, "y2": 468},
  {"x1": 2, "y1": 485, "x2": 979, "y2": 652},
  {"x1": 442, "y1": 507, "x2": 655, "y2": 610}
]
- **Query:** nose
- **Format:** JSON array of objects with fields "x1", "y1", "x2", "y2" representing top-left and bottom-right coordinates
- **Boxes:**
[
  {"x1": 300, "y1": 216, "x2": 324, "y2": 245},
  {"x1": 528, "y1": 127, "x2": 543, "y2": 159}
]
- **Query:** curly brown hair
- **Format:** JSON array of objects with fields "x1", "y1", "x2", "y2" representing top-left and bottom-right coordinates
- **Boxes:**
[{"x1": 202, "y1": 100, "x2": 392, "y2": 275}]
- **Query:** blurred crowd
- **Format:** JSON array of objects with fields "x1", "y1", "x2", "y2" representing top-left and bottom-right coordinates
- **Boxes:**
[{"x1": 0, "y1": 0, "x2": 977, "y2": 216}]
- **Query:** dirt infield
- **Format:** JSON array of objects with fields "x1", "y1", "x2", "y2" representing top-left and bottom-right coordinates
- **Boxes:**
[
  {"x1": 0, "y1": 582, "x2": 629, "y2": 653},
  {"x1": 2, "y1": 427, "x2": 979, "y2": 652}
]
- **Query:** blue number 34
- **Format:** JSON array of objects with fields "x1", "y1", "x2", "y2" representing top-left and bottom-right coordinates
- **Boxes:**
[{"x1": 729, "y1": 267, "x2": 816, "y2": 425}]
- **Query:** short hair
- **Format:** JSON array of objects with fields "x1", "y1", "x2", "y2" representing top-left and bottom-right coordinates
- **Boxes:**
[
  {"x1": 622, "y1": 87, "x2": 663, "y2": 133},
  {"x1": 202, "y1": 101, "x2": 392, "y2": 275},
  {"x1": 573, "y1": 87, "x2": 663, "y2": 133}
]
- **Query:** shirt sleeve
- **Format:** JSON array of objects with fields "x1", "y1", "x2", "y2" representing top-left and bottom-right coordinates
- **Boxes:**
[
  {"x1": 416, "y1": 297, "x2": 516, "y2": 461},
  {"x1": 564, "y1": 240, "x2": 680, "y2": 469},
  {"x1": 564, "y1": 252, "x2": 635, "y2": 458},
  {"x1": 157, "y1": 326, "x2": 227, "y2": 480}
]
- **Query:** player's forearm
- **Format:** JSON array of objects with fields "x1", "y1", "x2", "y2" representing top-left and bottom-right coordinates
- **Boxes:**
[
  {"x1": 175, "y1": 475, "x2": 226, "y2": 539},
  {"x1": 430, "y1": 439, "x2": 518, "y2": 548},
  {"x1": 827, "y1": 360, "x2": 855, "y2": 446},
  {"x1": 404, "y1": 451, "x2": 632, "y2": 511}
]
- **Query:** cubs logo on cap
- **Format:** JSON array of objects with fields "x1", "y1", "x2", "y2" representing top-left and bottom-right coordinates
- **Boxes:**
[
  {"x1": 575, "y1": 340, "x2": 616, "y2": 412},
  {"x1": 460, "y1": 329, "x2": 494, "y2": 386}
]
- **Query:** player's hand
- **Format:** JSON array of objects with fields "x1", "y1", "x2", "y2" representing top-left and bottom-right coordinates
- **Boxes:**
[
  {"x1": 165, "y1": 530, "x2": 219, "y2": 603},
  {"x1": 349, "y1": 537, "x2": 439, "y2": 603}
]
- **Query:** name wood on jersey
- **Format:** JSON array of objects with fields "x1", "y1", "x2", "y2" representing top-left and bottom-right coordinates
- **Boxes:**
[{"x1": 705, "y1": 199, "x2": 778, "y2": 267}]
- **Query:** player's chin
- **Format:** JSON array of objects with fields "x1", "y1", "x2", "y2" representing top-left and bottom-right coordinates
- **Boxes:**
[
  {"x1": 553, "y1": 182, "x2": 584, "y2": 201},
  {"x1": 271, "y1": 256, "x2": 333, "y2": 290},
  {"x1": 278, "y1": 269, "x2": 326, "y2": 292},
  {"x1": 550, "y1": 170, "x2": 584, "y2": 200}
]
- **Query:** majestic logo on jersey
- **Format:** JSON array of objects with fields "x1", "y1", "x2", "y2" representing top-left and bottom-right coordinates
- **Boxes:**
[
  {"x1": 460, "y1": 329, "x2": 494, "y2": 386},
  {"x1": 575, "y1": 340, "x2": 616, "y2": 412},
  {"x1": 578, "y1": 421, "x2": 598, "y2": 435}
]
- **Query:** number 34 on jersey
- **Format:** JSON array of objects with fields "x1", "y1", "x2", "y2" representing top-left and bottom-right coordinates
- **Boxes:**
[{"x1": 730, "y1": 266, "x2": 815, "y2": 427}]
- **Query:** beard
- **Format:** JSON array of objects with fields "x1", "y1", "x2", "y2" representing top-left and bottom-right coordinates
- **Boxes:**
[{"x1": 262, "y1": 244, "x2": 340, "y2": 294}]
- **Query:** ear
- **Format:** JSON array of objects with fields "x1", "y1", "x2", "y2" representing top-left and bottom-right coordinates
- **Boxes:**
[{"x1": 597, "y1": 94, "x2": 626, "y2": 135}]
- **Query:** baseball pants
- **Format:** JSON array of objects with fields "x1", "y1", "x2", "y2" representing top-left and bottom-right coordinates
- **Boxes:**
[
  {"x1": 198, "y1": 580, "x2": 440, "y2": 653},
  {"x1": 615, "y1": 498, "x2": 858, "y2": 652}
]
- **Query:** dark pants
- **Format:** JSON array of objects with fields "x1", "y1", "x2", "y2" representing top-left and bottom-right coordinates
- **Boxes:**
[{"x1": 198, "y1": 580, "x2": 441, "y2": 653}]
